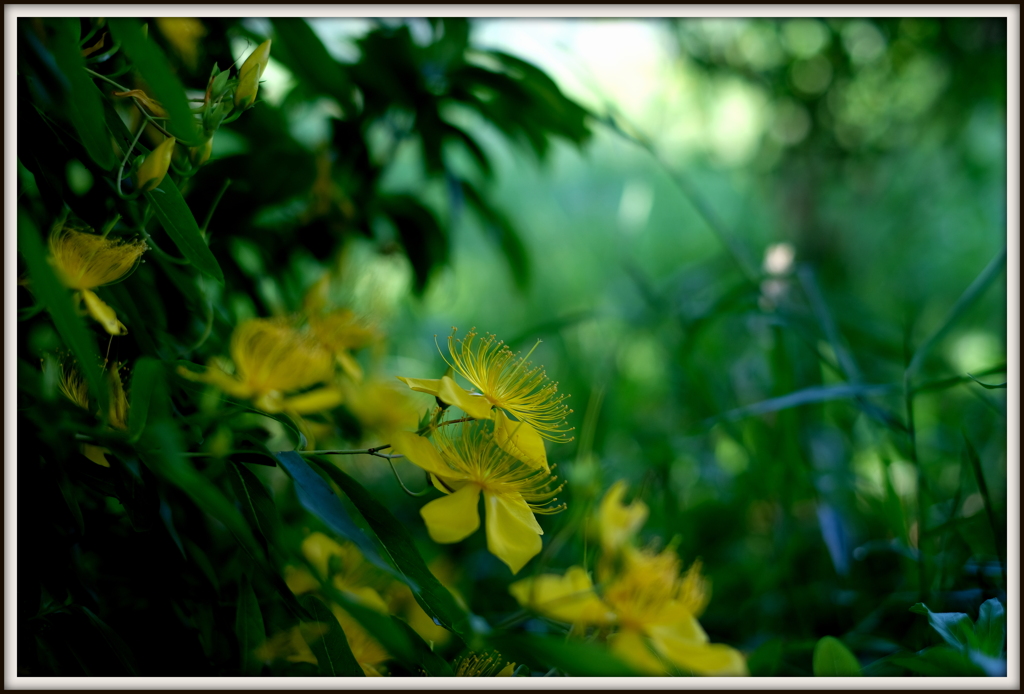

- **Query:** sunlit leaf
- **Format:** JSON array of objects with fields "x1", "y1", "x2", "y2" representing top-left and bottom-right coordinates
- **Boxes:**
[{"x1": 812, "y1": 636, "x2": 861, "y2": 676}]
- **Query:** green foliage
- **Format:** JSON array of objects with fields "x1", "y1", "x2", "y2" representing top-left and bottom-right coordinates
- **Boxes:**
[
  {"x1": 16, "y1": 15, "x2": 1006, "y2": 680},
  {"x1": 812, "y1": 636, "x2": 861, "y2": 676}
]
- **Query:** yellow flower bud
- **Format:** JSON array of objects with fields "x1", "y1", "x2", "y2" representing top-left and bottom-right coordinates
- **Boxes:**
[
  {"x1": 234, "y1": 39, "x2": 271, "y2": 109},
  {"x1": 135, "y1": 137, "x2": 176, "y2": 192},
  {"x1": 189, "y1": 135, "x2": 213, "y2": 167}
]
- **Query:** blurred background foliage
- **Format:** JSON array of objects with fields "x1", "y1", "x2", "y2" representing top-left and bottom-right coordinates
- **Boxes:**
[{"x1": 16, "y1": 16, "x2": 1007, "y2": 677}]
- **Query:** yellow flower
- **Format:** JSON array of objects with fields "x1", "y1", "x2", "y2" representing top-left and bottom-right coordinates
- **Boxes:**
[
  {"x1": 511, "y1": 548, "x2": 746, "y2": 676},
  {"x1": 155, "y1": 17, "x2": 206, "y2": 70},
  {"x1": 256, "y1": 623, "x2": 326, "y2": 666},
  {"x1": 509, "y1": 481, "x2": 746, "y2": 676},
  {"x1": 46, "y1": 224, "x2": 147, "y2": 336},
  {"x1": 57, "y1": 359, "x2": 131, "y2": 467},
  {"x1": 398, "y1": 328, "x2": 573, "y2": 470},
  {"x1": 598, "y1": 480, "x2": 649, "y2": 555},
  {"x1": 454, "y1": 651, "x2": 515, "y2": 677},
  {"x1": 177, "y1": 318, "x2": 342, "y2": 415},
  {"x1": 308, "y1": 309, "x2": 378, "y2": 382},
  {"x1": 344, "y1": 379, "x2": 421, "y2": 441},
  {"x1": 391, "y1": 421, "x2": 565, "y2": 574},
  {"x1": 111, "y1": 89, "x2": 168, "y2": 118},
  {"x1": 234, "y1": 39, "x2": 271, "y2": 109},
  {"x1": 283, "y1": 533, "x2": 392, "y2": 676},
  {"x1": 135, "y1": 137, "x2": 176, "y2": 193}
]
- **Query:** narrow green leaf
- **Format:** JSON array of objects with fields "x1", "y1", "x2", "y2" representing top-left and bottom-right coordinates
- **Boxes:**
[
  {"x1": 18, "y1": 208, "x2": 108, "y2": 414},
  {"x1": 47, "y1": 19, "x2": 115, "y2": 169},
  {"x1": 309, "y1": 582, "x2": 416, "y2": 668},
  {"x1": 910, "y1": 603, "x2": 979, "y2": 652},
  {"x1": 145, "y1": 176, "x2": 224, "y2": 283},
  {"x1": 128, "y1": 357, "x2": 164, "y2": 441},
  {"x1": 812, "y1": 636, "x2": 861, "y2": 676},
  {"x1": 106, "y1": 18, "x2": 199, "y2": 144},
  {"x1": 227, "y1": 462, "x2": 279, "y2": 550},
  {"x1": 299, "y1": 595, "x2": 364, "y2": 677},
  {"x1": 309, "y1": 457, "x2": 468, "y2": 636},
  {"x1": 487, "y1": 634, "x2": 639, "y2": 676},
  {"x1": 275, "y1": 451, "x2": 407, "y2": 585},
  {"x1": 705, "y1": 382, "x2": 898, "y2": 427},
  {"x1": 966, "y1": 373, "x2": 1006, "y2": 389},
  {"x1": 975, "y1": 599, "x2": 1006, "y2": 657},
  {"x1": 907, "y1": 247, "x2": 1006, "y2": 378},
  {"x1": 236, "y1": 576, "x2": 266, "y2": 676}
]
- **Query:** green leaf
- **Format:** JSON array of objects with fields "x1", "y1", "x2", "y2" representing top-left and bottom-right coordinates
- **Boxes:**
[
  {"x1": 235, "y1": 575, "x2": 266, "y2": 676},
  {"x1": 910, "y1": 603, "x2": 979, "y2": 652},
  {"x1": 706, "y1": 382, "x2": 898, "y2": 427},
  {"x1": 145, "y1": 176, "x2": 224, "y2": 283},
  {"x1": 388, "y1": 616, "x2": 454, "y2": 677},
  {"x1": 227, "y1": 462, "x2": 279, "y2": 550},
  {"x1": 975, "y1": 598, "x2": 1005, "y2": 657},
  {"x1": 812, "y1": 636, "x2": 861, "y2": 676},
  {"x1": 885, "y1": 646, "x2": 986, "y2": 676},
  {"x1": 966, "y1": 373, "x2": 1006, "y2": 389},
  {"x1": 17, "y1": 207, "x2": 109, "y2": 415},
  {"x1": 308, "y1": 457, "x2": 469, "y2": 637},
  {"x1": 460, "y1": 180, "x2": 530, "y2": 291},
  {"x1": 487, "y1": 634, "x2": 640, "y2": 676},
  {"x1": 47, "y1": 19, "x2": 115, "y2": 169},
  {"x1": 379, "y1": 195, "x2": 448, "y2": 295},
  {"x1": 270, "y1": 19, "x2": 352, "y2": 109},
  {"x1": 106, "y1": 18, "x2": 199, "y2": 144},
  {"x1": 275, "y1": 451, "x2": 406, "y2": 584},
  {"x1": 747, "y1": 637, "x2": 783, "y2": 676},
  {"x1": 128, "y1": 357, "x2": 164, "y2": 441},
  {"x1": 139, "y1": 421, "x2": 264, "y2": 564},
  {"x1": 907, "y1": 247, "x2": 1006, "y2": 378},
  {"x1": 308, "y1": 582, "x2": 417, "y2": 670},
  {"x1": 299, "y1": 595, "x2": 364, "y2": 677}
]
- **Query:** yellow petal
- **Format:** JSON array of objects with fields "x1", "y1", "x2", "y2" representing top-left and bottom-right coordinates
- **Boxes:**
[
  {"x1": 598, "y1": 480, "x2": 649, "y2": 554},
  {"x1": 437, "y1": 376, "x2": 492, "y2": 419},
  {"x1": 80, "y1": 443, "x2": 111, "y2": 467},
  {"x1": 649, "y1": 636, "x2": 749, "y2": 676},
  {"x1": 336, "y1": 350, "x2": 363, "y2": 382},
  {"x1": 176, "y1": 363, "x2": 253, "y2": 399},
  {"x1": 609, "y1": 630, "x2": 669, "y2": 675},
  {"x1": 396, "y1": 376, "x2": 442, "y2": 396},
  {"x1": 646, "y1": 611, "x2": 709, "y2": 644},
  {"x1": 391, "y1": 431, "x2": 454, "y2": 479},
  {"x1": 492, "y1": 410, "x2": 548, "y2": 471},
  {"x1": 420, "y1": 484, "x2": 481, "y2": 543},
  {"x1": 484, "y1": 492, "x2": 542, "y2": 574},
  {"x1": 496, "y1": 663, "x2": 515, "y2": 676},
  {"x1": 81, "y1": 289, "x2": 127, "y2": 335},
  {"x1": 282, "y1": 386, "x2": 344, "y2": 414},
  {"x1": 509, "y1": 566, "x2": 612, "y2": 625},
  {"x1": 284, "y1": 565, "x2": 320, "y2": 595}
]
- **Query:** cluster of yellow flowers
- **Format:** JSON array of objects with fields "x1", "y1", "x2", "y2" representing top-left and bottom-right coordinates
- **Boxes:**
[
  {"x1": 510, "y1": 481, "x2": 748, "y2": 676},
  {"x1": 391, "y1": 328, "x2": 573, "y2": 575}
]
